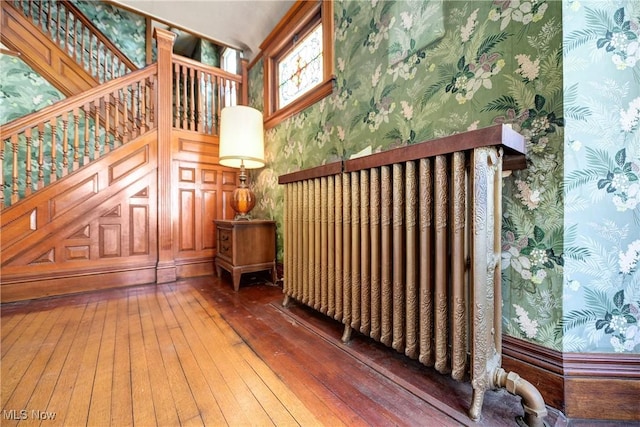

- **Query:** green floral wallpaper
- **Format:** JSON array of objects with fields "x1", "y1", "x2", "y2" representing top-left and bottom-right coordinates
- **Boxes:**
[
  {"x1": 249, "y1": 0, "x2": 638, "y2": 354},
  {"x1": 561, "y1": 1, "x2": 640, "y2": 353},
  {"x1": 0, "y1": 55, "x2": 64, "y2": 124}
]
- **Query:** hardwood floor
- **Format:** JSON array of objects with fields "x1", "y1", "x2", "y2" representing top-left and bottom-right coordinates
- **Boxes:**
[{"x1": 2, "y1": 274, "x2": 546, "y2": 426}]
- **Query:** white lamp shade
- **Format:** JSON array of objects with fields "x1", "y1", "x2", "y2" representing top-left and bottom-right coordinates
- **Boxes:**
[{"x1": 219, "y1": 105, "x2": 265, "y2": 169}]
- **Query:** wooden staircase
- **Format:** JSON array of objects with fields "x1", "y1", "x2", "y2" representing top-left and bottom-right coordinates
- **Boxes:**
[
  {"x1": 1, "y1": 0, "x2": 137, "y2": 96},
  {"x1": 1, "y1": 2, "x2": 248, "y2": 302}
]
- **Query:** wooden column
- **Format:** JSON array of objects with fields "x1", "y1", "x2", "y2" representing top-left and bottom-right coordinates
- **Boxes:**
[
  {"x1": 145, "y1": 17, "x2": 153, "y2": 65},
  {"x1": 240, "y1": 58, "x2": 249, "y2": 105},
  {"x1": 154, "y1": 28, "x2": 177, "y2": 283}
]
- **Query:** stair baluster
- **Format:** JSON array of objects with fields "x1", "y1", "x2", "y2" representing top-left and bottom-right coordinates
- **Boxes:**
[
  {"x1": 72, "y1": 107, "x2": 80, "y2": 170},
  {"x1": 62, "y1": 114, "x2": 69, "y2": 176},
  {"x1": 6, "y1": 0, "x2": 137, "y2": 85},
  {"x1": 50, "y1": 118, "x2": 57, "y2": 183}
]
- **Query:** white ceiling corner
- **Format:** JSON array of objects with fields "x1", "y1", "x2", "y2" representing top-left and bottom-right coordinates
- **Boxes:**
[{"x1": 112, "y1": 0, "x2": 294, "y2": 61}]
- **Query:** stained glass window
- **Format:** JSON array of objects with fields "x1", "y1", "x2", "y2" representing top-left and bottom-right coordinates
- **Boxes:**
[{"x1": 278, "y1": 25, "x2": 323, "y2": 108}]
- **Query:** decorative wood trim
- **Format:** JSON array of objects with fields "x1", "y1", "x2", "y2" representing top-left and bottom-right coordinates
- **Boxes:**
[
  {"x1": 154, "y1": 27, "x2": 177, "y2": 283},
  {"x1": 562, "y1": 352, "x2": 640, "y2": 377},
  {"x1": 344, "y1": 124, "x2": 526, "y2": 172},
  {"x1": 259, "y1": 1, "x2": 321, "y2": 54},
  {"x1": 263, "y1": 77, "x2": 335, "y2": 130},
  {"x1": 241, "y1": 58, "x2": 249, "y2": 105},
  {"x1": 278, "y1": 161, "x2": 342, "y2": 184},
  {"x1": 175, "y1": 258, "x2": 215, "y2": 279},
  {"x1": 502, "y1": 335, "x2": 640, "y2": 421},
  {"x1": 260, "y1": 0, "x2": 335, "y2": 129},
  {"x1": 145, "y1": 16, "x2": 153, "y2": 65},
  {"x1": 0, "y1": 47, "x2": 20, "y2": 56},
  {"x1": 502, "y1": 336, "x2": 565, "y2": 411},
  {"x1": 0, "y1": 267, "x2": 157, "y2": 302}
]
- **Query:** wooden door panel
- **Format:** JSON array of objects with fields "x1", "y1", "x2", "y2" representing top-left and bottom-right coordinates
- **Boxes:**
[{"x1": 171, "y1": 129, "x2": 236, "y2": 277}]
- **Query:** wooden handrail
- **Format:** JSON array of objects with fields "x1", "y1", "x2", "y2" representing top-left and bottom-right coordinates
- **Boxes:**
[
  {"x1": 59, "y1": 1, "x2": 138, "y2": 72},
  {"x1": 172, "y1": 55, "x2": 243, "y2": 83},
  {"x1": 7, "y1": 0, "x2": 137, "y2": 83},
  {"x1": 1, "y1": 66, "x2": 157, "y2": 137},
  {"x1": 1, "y1": 65, "x2": 158, "y2": 208}
]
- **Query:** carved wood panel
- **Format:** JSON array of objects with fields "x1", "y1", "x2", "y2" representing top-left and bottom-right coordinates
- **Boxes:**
[{"x1": 0, "y1": 133, "x2": 158, "y2": 302}]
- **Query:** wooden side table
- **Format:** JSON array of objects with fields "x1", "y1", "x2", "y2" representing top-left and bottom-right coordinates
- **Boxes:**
[{"x1": 214, "y1": 219, "x2": 277, "y2": 291}]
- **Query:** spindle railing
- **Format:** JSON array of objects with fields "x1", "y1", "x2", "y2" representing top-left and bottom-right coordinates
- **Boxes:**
[
  {"x1": 8, "y1": 0, "x2": 137, "y2": 83},
  {"x1": 172, "y1": 55, "x2": 242, "y2": 135},
  {"x1": 1, "y1": 66, "x2": 157, "y2": 208},
  {"x1": 1, "y1": 45, "x2": 245, "y2": 209}
]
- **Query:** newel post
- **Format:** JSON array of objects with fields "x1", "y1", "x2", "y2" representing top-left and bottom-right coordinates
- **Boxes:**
[
  {"x1": 240, "y1": 58, "x2": 249, "y2": 105},
  {"x1": 154, "y1": 28, "x2": 177, "y2": 283}
]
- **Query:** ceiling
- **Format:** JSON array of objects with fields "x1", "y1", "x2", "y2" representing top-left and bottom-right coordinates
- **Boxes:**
[{"x1": 112, "y1": 0, "x2": 295, "y2": 61}]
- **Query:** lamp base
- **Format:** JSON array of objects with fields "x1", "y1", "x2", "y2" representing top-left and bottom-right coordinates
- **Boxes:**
[{"x1": 230, "y1": 186, "x2": 255, "y2": 221}]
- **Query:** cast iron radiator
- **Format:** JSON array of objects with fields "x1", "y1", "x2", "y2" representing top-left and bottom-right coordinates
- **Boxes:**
[{"x1": 278, "y1": 125, "x2": 547, "y2": 426}]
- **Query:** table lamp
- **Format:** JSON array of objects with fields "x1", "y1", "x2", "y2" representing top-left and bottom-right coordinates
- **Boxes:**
[{"x1": 219, "y1": 105, "x2": 265, "y2": 220}]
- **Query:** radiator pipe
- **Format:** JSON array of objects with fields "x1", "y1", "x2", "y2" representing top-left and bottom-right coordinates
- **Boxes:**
[{"x1": 494, "y1": 368, "x2": 548, "y2": 427}]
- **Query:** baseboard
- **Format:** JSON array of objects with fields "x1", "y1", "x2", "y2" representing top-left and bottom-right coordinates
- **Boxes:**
[
  {"x1": 0, "y1": 267, "x2": 157, "y2": 302},
  {"x1": 176, "y1": 258, "x2": 215, "y2": 278},
  {"x1": 502, "y1": 336, "x2": 565, "y2": 410},
  {"x1": 502, "y1": 336, "x2": 640, "y2": 422}
]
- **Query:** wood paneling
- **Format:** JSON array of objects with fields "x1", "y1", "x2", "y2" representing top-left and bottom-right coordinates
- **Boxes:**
[
  {"x1": 1, "y1": 128, "x2": 236, "y2": 300},
  {"x1": 49, "y1": 175, "x2": 98, "y2": 219},
  {"x1": 0, "y1": 19, "x2": 235, "y2": 301},
  {"x1": 179, "y1": 189, "x2": 196, "y2": 251},
  {"x1": 171, "y1": 129, "x2": 237, "y2": 277},
  {"x1": 130, "y1": 205, "x2": 149, "y2": 255},
  {"x1": 0, "y1": 133, "x2": 158, "y2": 302},
  {"x1": 0, "y1": 2, "x2": 98, "y2": 97},
  {"x1": 109, "y1": 145, "x2": 150, "y2": 183}
]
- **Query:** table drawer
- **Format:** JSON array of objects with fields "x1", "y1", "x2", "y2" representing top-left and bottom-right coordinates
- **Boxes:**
[{"x1": 218, "y1": 228, "x2": 232, "y2": 258}]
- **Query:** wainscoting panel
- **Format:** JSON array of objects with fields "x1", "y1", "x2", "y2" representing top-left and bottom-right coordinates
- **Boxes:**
[
  {"x1": 0, "y1": 133, "x2": 158, "y2": 302},
  {"x1": 171, "y1": 129, "x2": 236, "y2": 278}
]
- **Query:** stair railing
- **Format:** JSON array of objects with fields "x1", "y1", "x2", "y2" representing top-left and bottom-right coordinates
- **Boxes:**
[
  {"x1": 172, "y1": 55, "x2": 243, "y2": 135},
  {"x1": 1, "y1": 66, "x2": 158, "y2": 208},
  {"x1": 8, "y1": 0, "x2": 137, "y2": 83},
  {"x1": 1, "y1": 28, "x2": 245, "y2": 210}
]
